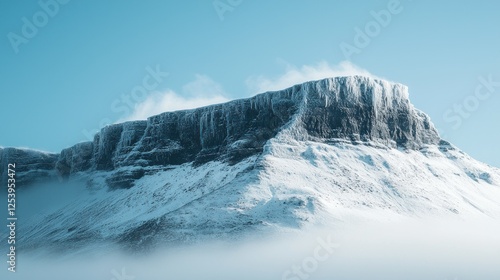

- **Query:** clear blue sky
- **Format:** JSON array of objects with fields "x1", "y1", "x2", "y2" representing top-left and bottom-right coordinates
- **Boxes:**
[{"x1": 1, "y1": 0, "x2": 499, "y2": 167}]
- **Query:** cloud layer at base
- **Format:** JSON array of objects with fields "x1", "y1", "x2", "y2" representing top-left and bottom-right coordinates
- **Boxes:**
[{"x1": 3, "y1": 219, "x2": 499, "y2": 280}]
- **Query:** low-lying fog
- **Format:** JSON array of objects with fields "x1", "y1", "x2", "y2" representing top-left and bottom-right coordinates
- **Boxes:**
[{"x1": 1, "y1": 218, "x2": 499, "y2": 280}]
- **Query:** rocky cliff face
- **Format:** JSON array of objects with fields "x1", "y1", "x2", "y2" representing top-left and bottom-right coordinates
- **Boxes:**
[
  {"x1": 0, "y1": 147, "x2": 58, "y2": 186},
  {"x1": 1, "y1": 76, "x2": 442, "y2": 187}
]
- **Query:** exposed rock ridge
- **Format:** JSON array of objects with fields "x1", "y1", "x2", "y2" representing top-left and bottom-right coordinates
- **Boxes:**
[
  {"x1": 279, "y1": 76, "x2": 439, "y2": 148},
  {"x1": 0, "y1": 147, "x2": 58, "y2": 186},
  {"x1": 1, "y1": 76, "x2": 442, "y2": 185}
]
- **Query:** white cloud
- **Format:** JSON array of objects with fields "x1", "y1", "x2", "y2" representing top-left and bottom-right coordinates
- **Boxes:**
[
  {"x1": 246, "y1": 61, "x2": 381, "y2": 94},
  {"x1": 182, "y1": 74, "x2": 226, "y2": 97},
  {"x1": 119, "y1": 62, "x2": 380, "y2": 122},
  {"x1": 120, "y1": 75, "x2": 230, "y2": 122}
]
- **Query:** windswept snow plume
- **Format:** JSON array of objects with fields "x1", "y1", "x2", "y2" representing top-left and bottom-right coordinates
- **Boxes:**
[
  {"x1": 246, "y1": 61, "x2": 382, "y2": 94},
  {"x1": 121, "y1": 62, "x2": 379, "y2": 121}
]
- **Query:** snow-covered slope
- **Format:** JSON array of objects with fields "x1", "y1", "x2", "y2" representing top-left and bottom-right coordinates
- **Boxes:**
[
  {"x1": 1, "y1": 76, "x2": 499, "y2": 252},
  {"x1": 11, "y1": 138, "x2": 500, "y2": 252}
]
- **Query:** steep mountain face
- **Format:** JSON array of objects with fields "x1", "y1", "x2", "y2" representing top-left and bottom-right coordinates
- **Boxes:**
[
  {"x1": 1, "y1": 76, "x2": 499, "y2": 252},
  {"x1": 4, "y1": 77, "x2": 440, "y2": 187},
  {"x1": 0, "y1": 147, "x2": 58, "y2": 186},
  {"x1": 60, "y1": 76, "x2": 440, "y2": 173}
]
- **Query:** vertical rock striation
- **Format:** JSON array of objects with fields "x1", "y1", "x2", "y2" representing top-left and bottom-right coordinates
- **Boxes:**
[{"x1": 1, "y1": 76, "x2": 442, "y2": 187}]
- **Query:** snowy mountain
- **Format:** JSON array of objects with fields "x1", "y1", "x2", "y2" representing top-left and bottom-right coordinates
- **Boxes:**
[{"x1": 1, "y1": 76, "x2": 500, "y2": 253}]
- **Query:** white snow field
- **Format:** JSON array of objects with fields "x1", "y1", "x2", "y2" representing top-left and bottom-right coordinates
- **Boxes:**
[{"x1": 7, "y1": 137, "x2": 499, "y2": 252}]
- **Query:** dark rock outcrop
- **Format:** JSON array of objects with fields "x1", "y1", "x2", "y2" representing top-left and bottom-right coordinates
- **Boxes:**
[
  {"x1": 0, "y1": 147, "x2": 58, "y2": 186},
  {"x1": 1, "y1": 76, "x2": 442, "y2": 187}
]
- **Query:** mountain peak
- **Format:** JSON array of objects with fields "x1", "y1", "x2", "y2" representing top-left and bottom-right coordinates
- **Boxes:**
[
  {"x1": 2, "y1": 76, "x2": 440, "y2": 185},
  {"x1": 269, "y1": 76, "x2": 438, "y2": 147}
]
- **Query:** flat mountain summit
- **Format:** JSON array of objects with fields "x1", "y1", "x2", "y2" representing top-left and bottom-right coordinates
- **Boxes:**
[
  {"x1": 1, "y1": 76, "x2": 439, "y2": 186},
  {"x1": 1, "y1": 76, "x2": 499, "y2": 252}
]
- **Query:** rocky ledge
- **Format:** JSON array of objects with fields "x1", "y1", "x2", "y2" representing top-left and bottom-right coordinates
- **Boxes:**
[{"x1": 1, "y1": 76, "x2": 442, "y2": 188}]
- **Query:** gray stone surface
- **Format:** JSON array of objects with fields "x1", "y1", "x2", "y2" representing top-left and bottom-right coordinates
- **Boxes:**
[
  {"x1": 0, "y1": 147, "x2": 58, "y2": 187},
  {"x1": 1, "y1": 76, "x2": 442, "y2": 187}
]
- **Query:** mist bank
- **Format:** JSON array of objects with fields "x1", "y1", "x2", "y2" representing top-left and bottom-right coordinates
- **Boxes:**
[{"x1": 1, "y1": 219, "x2": 499, "y2": 280}]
